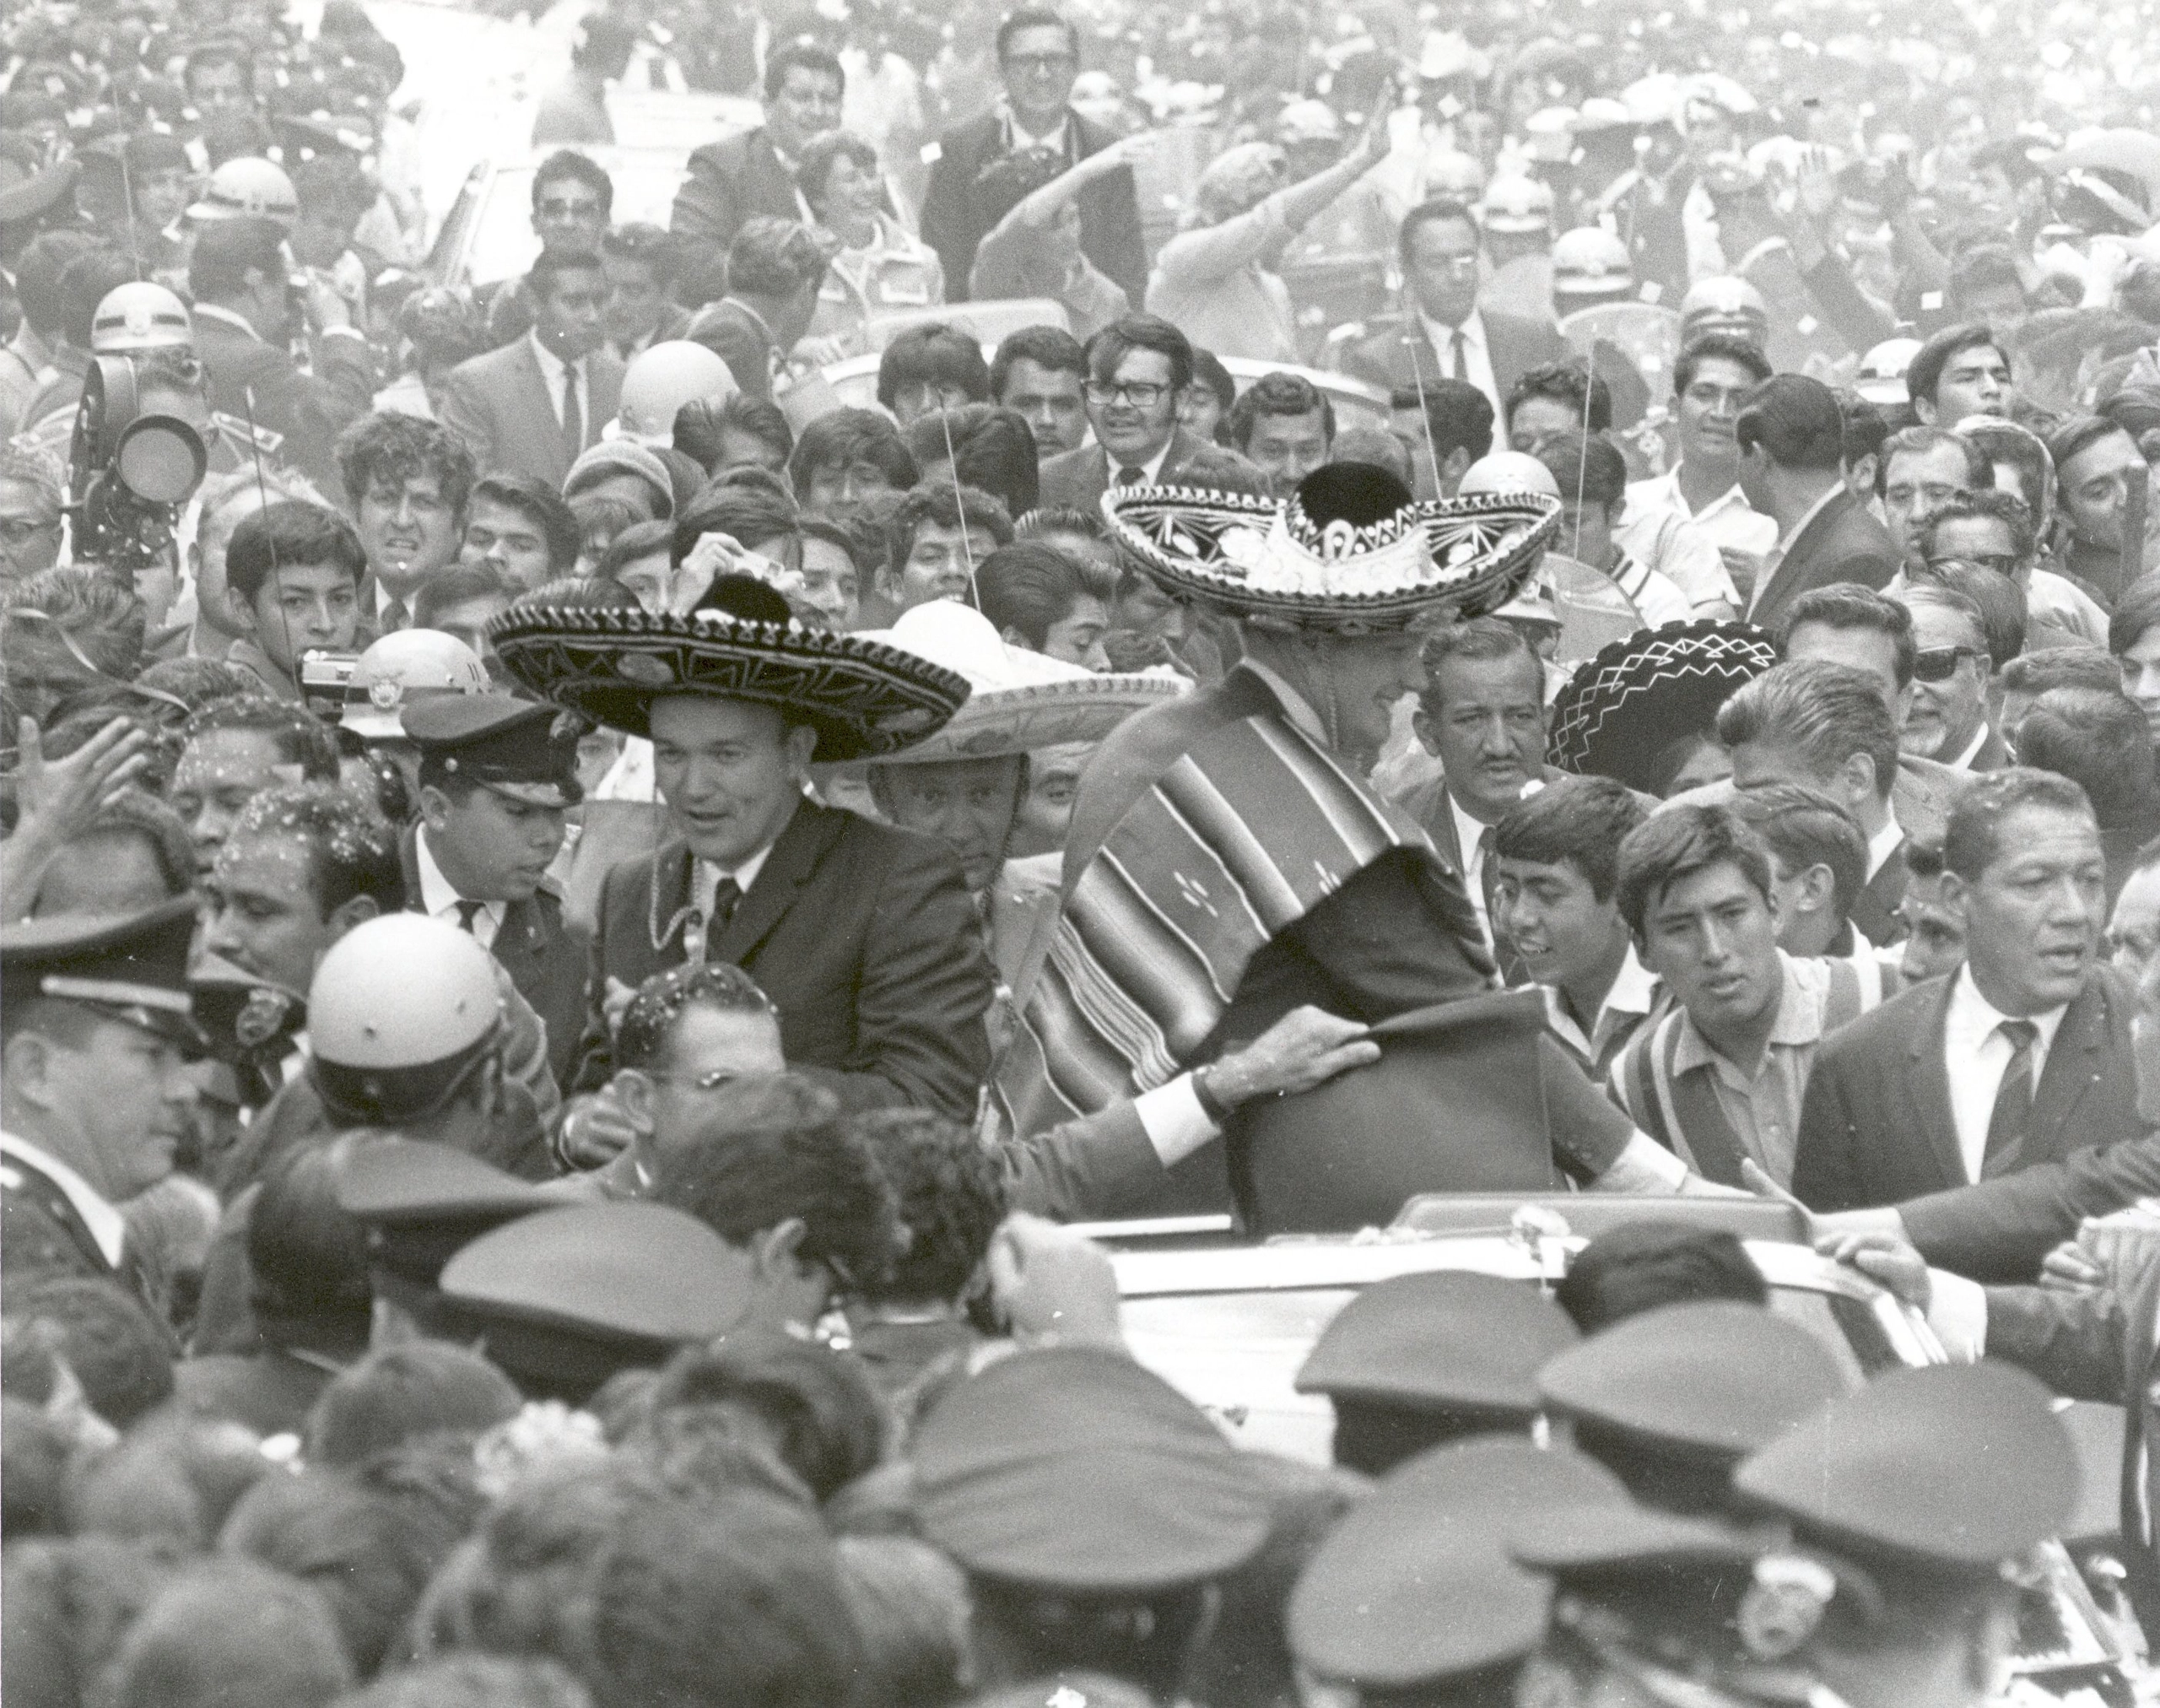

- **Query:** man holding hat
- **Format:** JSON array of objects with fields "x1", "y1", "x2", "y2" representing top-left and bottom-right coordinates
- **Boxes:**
[
  {"x1": 493, "y1": 574, "x2": 996, "y2": 1122},
  {"x1": 402, "y1": 692, "x2": 592, "y2": 1089},
  {"x1": 1, "y1": 897, "x2": 202, "y2": 1308}
]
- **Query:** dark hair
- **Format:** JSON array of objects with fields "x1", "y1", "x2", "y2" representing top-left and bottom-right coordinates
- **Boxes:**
[
  {"x1": 1917, "y1": 487, "x2": 2035, "y2": 564},
  {"x1": 573, "y1": 13, "x2": 638, "y2": 74},
  {"x1": 336, "y1": 413, "x2": 476, "y2": 520},
  {"x1": 464, "y1": 473, "x2": 579, "y2": 574},
  {"x1": 788, "y1": 408, "x2": 920, "y2": 500},
  {"x1": 2003, "y1": 644, "x2": 2120, "y2": 695},
  {"x1": 1777, "y1": 582, "x2": 1917, "y2": 689},
  {"x1": 848, "y1": 1109, "x2": 1007, "y2": 1306},
  {"x1": 4, "y1": 565, "x2": 147, "y2": 681},
  {"x1": 2011, "y1": 695, "x2": 2149, "y2": 825},
  {"x1": 996, "y1": 7, "x2": 1081, "y2": 60},
  {"x1": 1876, "y1": 424, "x2": 1991, "y2": 503},
  {"x1": 412, "y1": 560, "x2": 514, "y2": 632},
  {"x1": 599, "y1": 221, "x2": 677, "y2": 292},
  {"x1": 1949, "y1": 245, "x2": 2026, "y2": 313},
  {"x1": 13, "y1": 230, "x2": 99, "y2": 340},
  {"x1": 764, "y1": 37, "x2": 845, "y2": 99},
  {"x1": 1941, "y1": 764, "x2": 2098, "y2": 878},
  {"x1": 974, "y1": 540, "x2": 1113, "y2": 648},
  {"x1": 106, "y1": 1559, "x2": 354, "y2": 1708},
  {"x1": 1554, "y1": 1221, "x2": 1768, "y2": 1333},
  {"x1": 726, "y1": 218, "x2": 829, "y2": 300},
  {"x1": 1418, "y1": 615, "x2": 1541, "y2": 717},
  {"x1": 35, "y1": 789, "x2": 195, "y2": 909},
  {"x1": 527, "y1": 246, "x2": 604, "y2": 305},
  {"x1": 672, "y1": 483, "x2": 799, "y2": 566},
  {"x1": 2112, "y1": 570, "x2": 2160, "y2": 658},
  {"x1": 677, "y1": 393, "x2": 794, "y2": 473},
  {"x1": 1908, "y1": 321, "x2": 2010, "y2": 408},
  {"x1": 185, "y1": 37, "x2": 255, "y2": 89},
  {"x1": 991, "y1": 324, "x2": 1087, "y2": 399},
  {"x1": 1714, "y1": 660, "x2": 1902, "y2": 803},
  {"x1": 1533, "y1": 430, "x2": 1627, "y2": 509},
  {"x1": 1508, "y1": 359, "x2": 1612, "y2": 436},
  {"x1": 1730, "y1": 780, "x2": 1868, "y2": 924},
  {"x1": 795, "y1": 130, "x2": 880, "y2": 214},
  {"x1": 2047, "y1": 413, "x2": 2134, "y2": 482},
  {"x1": 1836, "y1": 390, "x2": 1889, "y2": 469},
  {"x1": 1672, "y1": 332, "x2": 1773, "y2": 398},
  {"x1": 9, "y1": 1277, "x2": 175, "y2": 1427},
  {"x1": 1613, "y1": 801, "x2": 1775, "y2": 937},
  {"x1": 1227, "y1": 370, "x2": 1336, "y2": 453},
  {"x1": 249, "y1": 1143, "x2": 371, "y2": 1332},
  {"x1": 186, "y1": 217, "x2": 284, "y2": 306},
  {"x1": 179, "y1": 695, "x2": 342, "y2": 781},
  {"x1": 224, "y1": 784, "x2": 405, "y2": 916},
  {"x1": 832, "y1": 1536, "x2": 972, "y2": 1708},
  {"x1": 327, "y1": 1656, "x2": 593, "y2": 1708},
  {"x1": 647, "y1": 1331, "x2": 883, "y2": 1502},
  {"x1": 1390, "y1": 379, "x2": 1494, "y2": 464},
  {"x1": 305, "y1": 1342, "x2": 521, "y2": 1467},
  {"x1": 1399, "y1": 196, "x2": 1478, "y2": 267},
  {"x1": 1961, "y1": 416, "x2": 2054, "y2": 519},
  {"x1": 877, "y1": 323, "x2": 994, "y2": 413},
  {"x1": 1734, "y1": 374, "x2": 1844, "y2": 471},
  {"x1": 1909, "y1": 560, "x2": 2026, "y2": 668},
  {"x1": 1188, "y1": 347, "x2": 1236, "y2": 414},
  {"x1": 905, "y1": 403, "x2": 1039, "y2": 519},
  {"x1": 653, "y1": 1073, "x2": 899, "y2": 1291},
  {"x1": 614, "y1": 961, "x2": 779, "y2": 1072},
  {"x1": 1492, "y1": 775, "x2": 1648, "y2": 903},
  {"x1": 531, "y1": 148, "x2": 614, "y2": 219},
  {"x1": 886, "y1": 480, "x2": 1015, "y2": 574},
  {"x1": 223, "y1": 500, "x2": 368, "y2": 608},
  {"x1": 592, "y1": 519, "x2": 675, "y2": 586},
  {"x1": 1084, "y1": 316, "x2": 1195, "y2": 397}
]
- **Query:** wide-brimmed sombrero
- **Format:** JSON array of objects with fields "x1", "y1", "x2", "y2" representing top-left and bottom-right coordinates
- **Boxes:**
[
  {"x1": 1102, "y1": 462, "x2": 1560, "y2": 635},
  {"x1": 1547, "y1": 619, "x2": 1779, "y2": 793},
  {"x1": 489, "y1": 603, "x2": 971, "y2": 762},
  {"x1": 861, "y1": 601, "x2": 1186, "y2": 765}
]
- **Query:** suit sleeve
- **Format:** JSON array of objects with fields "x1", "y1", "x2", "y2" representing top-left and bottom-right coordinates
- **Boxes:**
[
  {"x1": 797, "y1": 834, "x2": 993, "y2": 1121},
  {"x1": 1792, "y1": 1041, "x2": 1865, "y2": 1210},
  {"x1": 688, "y1": 311, "x2": 775, "y2": 402},
  {"x1": 1261, "y1": 849, "x2": 1496, "y2": 1025},
  {"x1": 435, "y1": 365, "x2": 499, "y2": 478},
  {"x1": 570, "y1": 863, "x2": 627, "y2": 1093},
  {"x1": 669, "y1": 149, "x2": 742, "y2": 285},
  {"x1": 997, "y1": 1100, "x2": 1171, "y2": 1219},
  {"x1": 1902, "y1": 1132, "x2": 2160, "y2": 1282},
  {"x1": 1081, "y1": 163, "x2": 1149, "y2": 311},
  {"x1": 919, "y1": 142, "x2": 980, "y2": 305},
  {"x1": 1800, "y1": 251, "x2": 1897, "y2": 359},
  {"x1": 490, "y1": 960, "x2": 563, "y2": 1141},
  {"x1": 1982, "y1": 1282, "x2": 2133, "y2": 1402}
]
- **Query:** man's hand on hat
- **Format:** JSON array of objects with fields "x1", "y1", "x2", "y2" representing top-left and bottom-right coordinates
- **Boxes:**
[
  {"x1": 1812, "y1": 1226, "x2": 1930, "y2": 1311},
  {"x1": 1203, "y1": 1005, "x2": 1380, "y2": 1107},
  {"x1": 13, "y1": 713, "x2": 149, "y2": 840},
  {"x1": 987, "y1": 1212, "x2": 1122, "y2": 1351},
  {"x1": 681, "y1": 531, "x2": 808, "y2": 617}
]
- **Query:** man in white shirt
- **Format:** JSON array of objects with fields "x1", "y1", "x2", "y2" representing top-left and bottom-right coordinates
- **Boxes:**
[
  {"x1": 1, "y1": 898, "x2": 203, "y2": 1309},
  {"x1": 1622, "y1": 332, "x2": 1777, "y2": 602}
]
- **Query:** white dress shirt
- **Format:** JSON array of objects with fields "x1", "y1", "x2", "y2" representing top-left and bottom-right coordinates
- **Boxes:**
[
  {"x1": 1450, "y1": 789, "x2": 1498, "y2": 943},
  {"x1": 415, "y1": 826, "x2": 505, "y2": 949},
  {"x1": 1418, "y1": 307, "x2": 1501, "y2": 416},
  {"x1": 694, "y1": 840, "x2": 776, "y2": 927},
  {"x1": 0, "y1": 1130, "x2": 127, "y2": 1266},
  {"x1": 1941, "y1": 964, "x2": 2069, "y2": 1183},
  {"x1": 1946, "y1": 722, "x2": 1993, "y2": 773},
  {"x1": 1109, "y1": 435, "x2": 1176, "y2": 487},
  {"x1": 1865, "y1": 813, "x2": 1903, "y2": 883},
  {"x1": 528, "y1": 328, "x2": 588, "y2": 431},
  {"x1": 1624, "y1": 467, "x2": 1779, "y2": 559}
]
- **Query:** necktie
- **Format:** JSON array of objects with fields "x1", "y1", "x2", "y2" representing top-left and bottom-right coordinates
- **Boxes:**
[
  {"x1": 1448, "y1": 327, "x2": 1468, "y2": 381},
  {"x1": 453, "y1": 899, "x2": 485, "y2": 935},
  {"x1": 1981, "y1": 1018, "x2": 2040, "y2": 1176},
  {"x1": 1115, "y1": 463, "x2": 1147, "y2": 488},
  {"x1": 561, "y1": 363, "x2": 583, "y2": 464},
  {"x1": 381, "y1": 597, "x2": 409, "y2": 632},
  {"x1": 705, "y1": 876, "x2": 743, "y2": 950},
  {"x1": 1475, "y1": 824, "x2": 1504, "y2": 951}
]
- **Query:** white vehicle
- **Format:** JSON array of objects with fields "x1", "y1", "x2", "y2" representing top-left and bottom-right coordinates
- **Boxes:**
[{"x1": 424, "y1": 148, "x2": 696, "y2": 291}]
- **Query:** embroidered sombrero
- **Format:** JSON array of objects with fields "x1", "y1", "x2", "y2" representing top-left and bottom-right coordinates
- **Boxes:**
[
  {"x1": 1101, "y1": 462, "x2": 1561, "y2": 635},
  {"x1": 489, "y1": 602, "x2": 972, "y2": 762},
  {"x1": 861, "y1": 601, "x2": 1187, "y2": 764},
  {"x1": 1547, "y1": 619, "x2": 1780, "y2": 793}
]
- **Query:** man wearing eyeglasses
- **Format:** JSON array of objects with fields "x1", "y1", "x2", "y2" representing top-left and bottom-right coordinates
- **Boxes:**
[
  {"x1": 920, "y1": 6, "x2": 1147, "y2": 306},
  {"x1": 1037, "y1": 316, "x2": 1212, "y2": 511},
  {"x1": 1893, "y1": 583, "x2": 2007, "y2": 772}
]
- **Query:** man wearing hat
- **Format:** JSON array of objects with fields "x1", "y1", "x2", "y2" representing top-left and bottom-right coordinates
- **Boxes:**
[
  {"x1": 493, "y1": 574, "x2": 996, "y2": 1123},
  {"x1": 996, "y1": 462, "x2": 1718, "y2": 1231},
  {"x1": 402, "y1": 693, "x2": 592, "y2": 1090},
  {"x1": 1, "y1": 898, "x2": 202, "y2": 1309}
]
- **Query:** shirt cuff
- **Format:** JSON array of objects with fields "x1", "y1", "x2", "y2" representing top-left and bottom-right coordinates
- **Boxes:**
[
  {"x1": 320, "y1": 325, "x2": 366, "y2": 341},
  {"x1": 1585, "y1": 1130, "x2": 1693, "y2": 1193},
  {"x1": 1133, "y1": 1074, "x2": 1220, "y2": 1169},
  {"x1": 1926, "y1": 1270, "x2": 1989, "y2": 1363}
]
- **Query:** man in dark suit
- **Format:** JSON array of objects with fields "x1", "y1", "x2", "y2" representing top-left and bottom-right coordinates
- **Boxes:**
[
  {"x1": 402, "y1": 694, "x2": 592, "y2": 1092},
  {"x1": 1036, "y1": 316, "x2": 1210, "y2": 511},
  {"x1": 1796, "y1": 769, "x2": 2141, "y2": 1219},
  {"x1": 1, "y1": 899, "x2": 203, "y2": 1317},
  {"x1": 669, "y1": 41, "x2": 841, "y2": 290},
  {"x1": 440, "y1": 249, "x2": 624, "y2": 490},
  {"x1": 683, "y1": 219, "x2": 829, "y2": 403},
  {"x1": 919, "y1": 8, "x2": 1147, "y2": 307},
  {"x1": 1735, "y1": 374, "x2": 1899, "y2": 631},
  {"x1": 187, "y1": 215, "x2": 375, "y2": 499},
  {"x1": 1337, "y1": 197, "x2": 1571, "y2": 424}
]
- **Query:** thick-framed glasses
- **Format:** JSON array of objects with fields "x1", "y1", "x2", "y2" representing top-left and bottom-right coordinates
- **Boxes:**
[
  {"x1": 1005, "y1": 51, "x2": 1077, "y2": 73},
  {"x1": 537, "y1": 197, "x2": 602, "y2": 219},
  {"x1": 1085, "y1": 380, "x2": 1170, "y2": 408},
  {"x1": 1925, "y1": 552, "x2": 2020, "y2": 575},
  {"x1": 1911, "y1": 645, "x2": 1987, "y2": 683}
]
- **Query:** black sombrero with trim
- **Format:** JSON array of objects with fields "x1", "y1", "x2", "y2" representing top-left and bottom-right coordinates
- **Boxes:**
[
  {"x1": 1102, "y1": 462, "x2": 1562, "y2": 635},
  {"x1": 1547, "y1": 619, "x2": 1779, "y2": 793},
  {"x1": 489, "y1": 603, "x2": 972, "y2": 762}
]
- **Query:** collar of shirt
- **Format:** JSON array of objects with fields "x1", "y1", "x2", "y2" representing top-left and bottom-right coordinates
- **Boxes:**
[
  {"x1": 527, "y1": 328, "x2": 585, "y2": 396},
  {"x1": 1946, "y1": 961, "x2": 2069, "y2": 1065},
  {"x1": 694, "y1": 840, "x2": 778, "y2": 922},
  {"x1": 1004, "y1": 104, "x2": 1071, "y2": 154},
  {"x1": 0, "y1": 1131, "x2": 127, "y2": 1266},
  {"x1": 193, "y1": 301, "x2": 264, "y2": 344},
  {"x1": 1450, "y1": 788, "x2": 1498, "y2": 887},
  {"x1": 1671, "y1": 949, "x2": 1827, "y2": 1080},
  {"x1": 1866, "y1": 812, "x2": 1903, "y2": 882},
  {"x1": 376, "y1": 580, "x2": 409, "y2": 624},
  {"x1": 1418, "y1": 305, "x2": 1486, "y2": 360},
  {"x1": 1772, "y1": 480, "x2": 1844, "y2": 559},
  {"x1": 1634, "y1": 465, "x2": 1756, "y2": 523},
  {"x1": 1947, "y1": 722, "x2": 1992, "y2": 772},
  {"x1": 1542, "y1": 943, "x2": 1660, "y2": 1059},
  {"x1": 416, "y1": 826, "x2": 505, "y2": 943},
  {"x1": 722, "y1": 295, "x2": 777, "y2": 348},
  {"x1": 1236, "y1": 657, "x2": 1329, "y2": 746}
]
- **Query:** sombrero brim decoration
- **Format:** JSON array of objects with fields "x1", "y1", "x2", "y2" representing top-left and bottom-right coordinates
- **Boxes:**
[
  {"x1": 1547, "y1": 618, "x2": 1780, "y2": 793},
  {"x1": 489, "y1": 605, "x2": 971, "y2": 762},
  {"x1": 1101, "y1": 483, "x2": 1562, "y2": 635},
  {"x1": 877, "y1": 673, "x2": 1187, "y2": 764}
]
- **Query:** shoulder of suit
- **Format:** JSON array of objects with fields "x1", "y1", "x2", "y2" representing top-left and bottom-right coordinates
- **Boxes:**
[
  {"x1": 937, "y1": 111, "x2": 1002, "y2": 151},
  {"x1": 1827, "y1": 971, "x2": 1945, "y2": 1052}
]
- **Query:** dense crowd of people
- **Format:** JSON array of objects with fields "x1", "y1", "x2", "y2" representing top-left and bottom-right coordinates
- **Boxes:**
[{"x1": 8, "y1": 0, "x2": 2160, "y2": 1703}]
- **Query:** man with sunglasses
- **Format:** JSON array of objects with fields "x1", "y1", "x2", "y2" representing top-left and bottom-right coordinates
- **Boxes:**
[
  {"x1": 1894, "y1": 582, "x2": 2006, "y2": 771},
  {"x1": 1038, "y1": 316, "x2": 1213, "y2": 511}
]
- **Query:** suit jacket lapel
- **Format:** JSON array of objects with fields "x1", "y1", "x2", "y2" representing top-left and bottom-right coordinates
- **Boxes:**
[
  {"x1": 647, "y1": 840, "x2": 697, "y2": 960},
  {"x1": 1905, "y1": 978, "x2": 1968, "y2": 1190},
  {"x1": 707, "y1": 802, "x2": 842, "y2": 965},
  {"x1": 1751, "y1": 491, "x2": 1848, "y2": 626},
  {"x1": 512, "y1": 340, "x2": 562, "y2": 478},
  {"x1": 1428, "y1": 785, "x2": 1465, "y2": 871},
  {"x1": 2030, "y1": 976, "x2": 2109, "y2": 1147}
]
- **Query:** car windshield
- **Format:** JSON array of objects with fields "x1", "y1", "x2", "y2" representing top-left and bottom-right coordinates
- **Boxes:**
[{"x1": 456, "y1": 157, "x2": 691, "y2": 289}]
